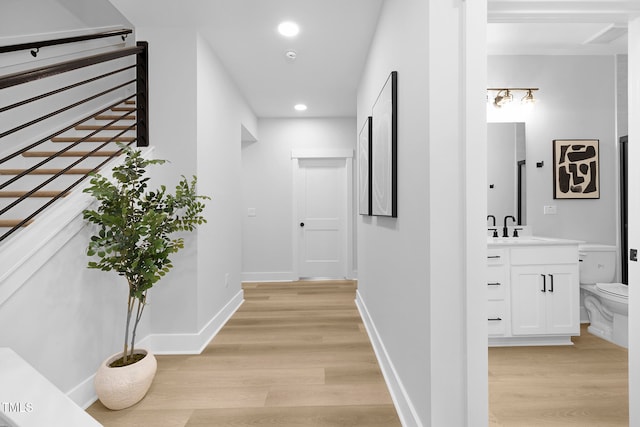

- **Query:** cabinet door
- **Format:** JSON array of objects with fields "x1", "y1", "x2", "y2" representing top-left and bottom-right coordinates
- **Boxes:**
[
  {"x1": 545, "y1": 265, "x2": 579, "y2": 334},
  {"x1": 511, "y1": 266, "x2": 546, "y2": 335}
]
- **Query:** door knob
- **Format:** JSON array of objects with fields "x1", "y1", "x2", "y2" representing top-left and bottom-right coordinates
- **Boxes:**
[{"x1": 300, "y1": 222, "x2": 305, "y2": 227}]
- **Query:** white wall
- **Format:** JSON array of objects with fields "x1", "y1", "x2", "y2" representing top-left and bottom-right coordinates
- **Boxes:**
[
  {"x1": 356, "y1": 0, "x2": 487, "y2": 425},
  {"x1": 0, "y1": 0, "x2": 130, "y2": 38},
  {"x1": 132, "y1": 26, "x2": 255, "y2": 339},
  {"x1": 195, "y1": 34, "x2": 250, "y2": 329},
  {"x1": 241, "y1": 118, "x2": 356, "y2": 281},
  {"x1": 488, "y1": 55, "x2": 617, "y2": 245},
  {"x1": 133, "y1": 27, "x2": 200, "y2": 335},
  {"x1": 627, "y1": 16, "x2": 640, "y2": 426}
]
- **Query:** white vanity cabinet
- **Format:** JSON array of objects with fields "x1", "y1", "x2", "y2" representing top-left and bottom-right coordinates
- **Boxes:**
[{"x1": 487, "y1": 238, "x2": 580, "y2": 346}]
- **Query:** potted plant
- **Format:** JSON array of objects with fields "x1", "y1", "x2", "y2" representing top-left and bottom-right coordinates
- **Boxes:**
[{"x1": 82, "y1": 145, "x2": 208, "y2": 410}]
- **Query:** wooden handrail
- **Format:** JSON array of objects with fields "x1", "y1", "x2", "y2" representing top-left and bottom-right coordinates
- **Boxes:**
[
  {"x1": 0, "y1": 28, "x2": 133, "y2": 54},
  {"x1": 0, "y1": 45, "x2": 144, "y2": 90}
]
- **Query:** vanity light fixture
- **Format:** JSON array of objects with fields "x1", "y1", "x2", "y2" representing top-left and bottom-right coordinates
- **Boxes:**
[{"x1": 488, "y1": 87, "x2": 539, "y2": 108}]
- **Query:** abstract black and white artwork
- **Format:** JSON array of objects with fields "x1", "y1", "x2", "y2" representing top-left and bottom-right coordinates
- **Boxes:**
[
  {"x1": 553, "y1": 139, "x2": 599, "y2": 199},
  {"x1": 371, "y1": 71, "x2": 397, "y2": 217},
  {"x1": 358, "y1": 116, "x2": 372, "y2": 215}
]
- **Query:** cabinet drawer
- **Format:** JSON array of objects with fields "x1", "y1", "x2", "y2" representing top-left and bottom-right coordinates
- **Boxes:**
[
  {"x1": 487, "y1": 265, "x2": 506, "y2": 300},
  {"x1": 510, "y1": 246, "x2": 578, "y2": 265},
  {"x1": 487, "y1": 249, "x2": 506, "y2": 265},
  {"x1": 487, "y1": 300, "x2": 507, "y2": 336}
]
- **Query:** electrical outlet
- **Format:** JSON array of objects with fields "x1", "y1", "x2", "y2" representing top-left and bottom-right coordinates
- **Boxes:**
[{"x1": 543, "y1": 205, "x2": 557, "y2": 215}]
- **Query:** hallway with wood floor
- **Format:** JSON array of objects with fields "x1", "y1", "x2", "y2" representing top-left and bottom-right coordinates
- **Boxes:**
[{"x1": 87, "y1": 280, "x2": 401, "y2": 426}]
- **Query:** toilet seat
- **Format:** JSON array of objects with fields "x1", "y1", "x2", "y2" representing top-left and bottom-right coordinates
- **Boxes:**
[{"x1": 595, "y1": 283, "x2": 628, "y2": 299}]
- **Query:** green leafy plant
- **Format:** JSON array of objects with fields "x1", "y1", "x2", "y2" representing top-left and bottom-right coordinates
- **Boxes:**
[{"x1": 83, "y1": 146, "x2": 209, "y2": 366}]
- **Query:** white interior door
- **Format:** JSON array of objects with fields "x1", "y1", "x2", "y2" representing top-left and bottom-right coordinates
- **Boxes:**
[{"x1": 295, "y1": 157, "x2": 347, "y2": 279}]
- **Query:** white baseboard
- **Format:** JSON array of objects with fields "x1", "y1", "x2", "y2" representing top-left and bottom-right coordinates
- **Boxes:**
[
  {"x1": 140, "y1": 289, "x2": 244, "y2": 354},
  {"x1": 67, "y1": 374, "x2": 98, "y2": 410},
  {"x1": 355, "y1": 290, "x2": 423, "y2": 427},
  {"x1": 70, "y1": 289, "x2": 244, "y2": 409},
  {"x1": 241, "y1": 271, "x2": 296, "y2": 282}
]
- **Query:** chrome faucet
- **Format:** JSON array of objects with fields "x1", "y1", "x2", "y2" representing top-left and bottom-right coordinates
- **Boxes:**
[
  {"x1": 503, "y1": 215, "x2": 516, "y2": 237},
  {"x1": 487, "y1": 214, "x2": 496, "y2": 227}
]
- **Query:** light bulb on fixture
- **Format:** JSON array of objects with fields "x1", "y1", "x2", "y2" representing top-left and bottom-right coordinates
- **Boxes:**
[
  {"x1": 294, "y1": 104, "x2": 307, "y2": 111},
  {"x1": 493, "y1": 89, "x2": 512, "y2": 108},
  {"x1": 521, "y1": 89, "x2": 536, "y2": 105}
]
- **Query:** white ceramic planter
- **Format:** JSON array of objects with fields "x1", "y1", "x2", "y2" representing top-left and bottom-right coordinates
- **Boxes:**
[{"x1": 94, "y1": 349, "x2": 157, "y2": 410}]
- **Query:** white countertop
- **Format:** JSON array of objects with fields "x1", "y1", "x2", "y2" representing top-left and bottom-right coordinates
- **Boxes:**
[
  {"x1": 0, "y1": 348, "x2": 102, "y2": 427},
  {"x1": 487, "y1": 236, "x2": 584, "y2": 248}
]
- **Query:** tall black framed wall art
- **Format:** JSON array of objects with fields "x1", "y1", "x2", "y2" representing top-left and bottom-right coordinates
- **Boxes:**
[{"x1": 371, "y1": 71, "x2": 397, "y2": 217}]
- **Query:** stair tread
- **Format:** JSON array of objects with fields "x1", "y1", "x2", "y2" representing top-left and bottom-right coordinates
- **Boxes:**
[
  {"x1": 0, "y1": 190, "x2": 68, "y2": 198},
  {"x1": 0, "y1": 219, "x2": 34, "y2": 227},
  {"x1": 51, "y1": 136, "x2": 135, "y2": 143},
  {"x1": 0, "y1": 168, "x2": 95, "y2": 175},
  {"x1": 94, "y1": 115, "x2": 136, "y2": 120},
  {"x1": 22, "y1": 151, "x2": 120, "y2": 157},
  {"x1": 112, "y1": 106, "x2": 135, "y2": 112},
  {"x1": 75, "y1": 125, "x2": 135, "y2": 131}
]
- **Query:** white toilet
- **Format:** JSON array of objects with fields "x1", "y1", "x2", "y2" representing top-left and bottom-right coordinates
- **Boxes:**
[{"x1": 579, "y1": 243, "x2": 629, "y2": 348}]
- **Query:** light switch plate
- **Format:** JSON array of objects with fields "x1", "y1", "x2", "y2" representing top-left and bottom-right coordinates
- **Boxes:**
[{"x1": 543, "y1": 205, "x2": 557, "y2": 215}]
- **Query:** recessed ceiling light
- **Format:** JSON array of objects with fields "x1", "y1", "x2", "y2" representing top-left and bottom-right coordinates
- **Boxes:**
[
  {"x1": 278, "y1": 21, "x2": 300, "y2": 37},
  {"x1": 294, "y1": 104, "x2": 307, "y2": 111}
]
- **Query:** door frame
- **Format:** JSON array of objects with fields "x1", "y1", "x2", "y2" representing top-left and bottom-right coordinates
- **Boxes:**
[{"x1": 291, "y1": 148, "x2": 354, "y2": 280}]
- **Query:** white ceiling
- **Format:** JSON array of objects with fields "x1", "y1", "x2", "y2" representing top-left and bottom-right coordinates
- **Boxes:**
[
  {"x1": 109, "y1": 0, "x2": 384, "y2": 118},
  {"x1": 488, "y1": 1, "x2": 640, "y2": 55},
  {"x1": 109, "y1": 0, "x2": 640, "y2": 118}
]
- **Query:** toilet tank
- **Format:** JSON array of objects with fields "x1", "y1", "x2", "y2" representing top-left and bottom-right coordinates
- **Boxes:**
[{"x1": 578, "y1": 243, "x2": 617, "y2": 284}]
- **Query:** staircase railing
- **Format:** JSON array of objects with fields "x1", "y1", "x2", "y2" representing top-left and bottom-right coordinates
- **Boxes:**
[{"x1": 0, "y1": 31, "x2": 148, "y2": 243}]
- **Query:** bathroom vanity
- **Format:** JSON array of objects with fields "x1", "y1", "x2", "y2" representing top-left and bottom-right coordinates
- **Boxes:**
[{"x1": 487, "y1": 236, "x2": 582, "y2": 346}]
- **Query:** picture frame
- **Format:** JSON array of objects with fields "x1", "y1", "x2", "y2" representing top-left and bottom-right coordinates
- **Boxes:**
[
  {"x1": 371, "y1": 71, "x2": 398, "y2": 217},
  {"x1": 552, "y1": 139, "x2": 600, "y2": 199},
  {"x1": 358, "y1": 116, "x2": 372, "y2": 215}
]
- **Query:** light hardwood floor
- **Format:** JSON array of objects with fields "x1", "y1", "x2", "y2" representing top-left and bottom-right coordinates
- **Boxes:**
[
  {"x1": 489, "y1": 324, "x2": 629, "y2": 426},
  {"x1": 87, "y1": 280, "x2": 401, "y2": 427}
]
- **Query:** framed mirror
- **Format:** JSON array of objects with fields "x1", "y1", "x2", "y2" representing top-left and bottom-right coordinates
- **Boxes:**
[{"x1": 487, "y1": 122, "x2": 526, "y2": 225}]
